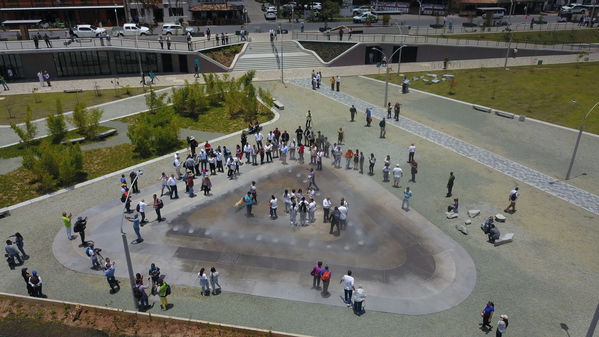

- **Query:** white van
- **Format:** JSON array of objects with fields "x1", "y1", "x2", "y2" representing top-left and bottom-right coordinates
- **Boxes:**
[{"x1": 476, "y1": 7, "x2": 506, "y2": 20}]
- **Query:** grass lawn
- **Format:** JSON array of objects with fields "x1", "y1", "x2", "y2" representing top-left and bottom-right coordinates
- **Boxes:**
[
  {"x1": 1, "y1": 87, "x2": 156, "y2": 124},
  {"x1": 368, "y1": 62, "x2": 599, "y2": 134},
  {"x1": 440, "y1": 29, "x2": 599, "y2": 44},
  {"x1": 0, "y1": 126, "x2": 113, "y2": 159}
]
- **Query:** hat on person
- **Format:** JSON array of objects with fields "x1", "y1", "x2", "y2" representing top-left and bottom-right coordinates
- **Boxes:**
[
  {"x1": 500, "y1": 314, "x2": 508, "y2": 319},
  {"x1": 396, "y1": 164, "x2": 400, "y2": 167},
  {"x1": 32, "y1": 270, "x2": 37, "y2": 275}
]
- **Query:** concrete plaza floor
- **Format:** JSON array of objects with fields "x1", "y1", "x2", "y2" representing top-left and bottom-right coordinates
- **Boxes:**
[{"x1": 0, "y1": 78, "x2": 598, "y2": 337}]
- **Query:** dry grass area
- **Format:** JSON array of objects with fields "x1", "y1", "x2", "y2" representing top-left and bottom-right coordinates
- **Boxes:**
[{"x1": 202, "y1": 44, "x2": 243, "y2": 67}]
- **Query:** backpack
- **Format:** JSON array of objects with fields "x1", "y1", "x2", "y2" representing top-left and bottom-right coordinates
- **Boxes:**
[
  {"x1": 85, "y1": 247, "x2": 93, "y2": 257},
  {"x1": 165, "y1": 283, "x2": 171, "y2": 296},
  {"x1": 136, "y1": 203, "x2": 140, "y2": 212},
  {"x1": 133, "y1": 286, "x2": 142, "y2": 299},
  {"x1": 321, "y1": 270, "x2": 331, "y2": 281},
  {"x1": 379, "y1": 120, "x2": 385, "y2": 127},
  {"x1": 120, "y1": 193, "x2": 127, "y2": 203},
  {"x1": 30, "y1": 275, "x2": 40, "y2": 285},
  {"x1": 158, "y1": 199, "x2": 164, "y2": 209},
  {"x1": 510, "y1": 192, "x2": 517, "y2": 201}
]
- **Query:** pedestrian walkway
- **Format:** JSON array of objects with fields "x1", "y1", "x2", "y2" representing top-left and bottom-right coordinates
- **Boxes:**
[
  {"x1": 233, "y1": 40, "x2": 322, "y2": 71},
  {"x1": 289, "y1": 78, "x2": 599, "y2": 215}
]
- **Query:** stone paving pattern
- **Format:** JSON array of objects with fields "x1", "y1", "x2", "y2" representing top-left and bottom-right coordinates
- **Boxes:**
[{"x1": 290, "y1": 78, "x2": 599, "y2": 215}]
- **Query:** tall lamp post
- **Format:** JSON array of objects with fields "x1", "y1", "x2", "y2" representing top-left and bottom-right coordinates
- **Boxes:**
[
  {"x1": 416, "y1": 0, "x2": 422, "y2": 35},
  {"x1": 120, "y1": 169, "x2": 143, "y2": 309},
  {"x1": 279, "y1": 23, "x2": 284, "y2": 83},
  {"x1": 565, "y1": 100, "x2": 599, "y2": 180},
  {"x1": 373, "y1": 45, "x2": 406, "y2": 107},
  {"x1": 503, "y1": 0, "x2": 515, "y2": 70}
]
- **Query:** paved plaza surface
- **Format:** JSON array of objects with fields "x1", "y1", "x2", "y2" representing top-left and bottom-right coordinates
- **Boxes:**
[{"x1": 0, "y1": 78, "x2": 598, "y2": 337}]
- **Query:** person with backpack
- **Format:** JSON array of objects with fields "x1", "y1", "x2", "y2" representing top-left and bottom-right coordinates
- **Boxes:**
[
  {"x1": 157, "y1": 278, "x2": 170, "y2": 311},
  {"x1": 152, "y1": 194, "x2": 164, "y2": 222},
  {"x1": 86, "y1": 245, "x2": 101, "y2": 270},
  {"x1": 9, "y1": 233, "x2": 29, "y2": 260},
  {"x1": 73, "y1": 216, "x2": 88, "y2": 247},
  {"x1": 311, "y1": 261, "x2": 323, "y2": 290},
  {"x1": 209, "y1": 267, "x2": 221, "y2": 295},
  {"x1": 379, "y1": 118, "x2": 386, "y2": 138},
  {"x1": 320, "y1": 265, "x2": 331, "y2": 297},
  {"x1": 504, "y1": 187, "x2": 519, "y2": 213},
  {"x1": 135, "y1": 278, "x2": 151, "y2": 310},
  {"x1": 28, "y1": 270, "x2": 43, "y2": 297}
]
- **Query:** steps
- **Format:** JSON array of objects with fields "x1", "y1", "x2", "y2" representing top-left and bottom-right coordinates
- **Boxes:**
[{"x1": 233, "y1": 41, "x2": 322, "y2": 71}]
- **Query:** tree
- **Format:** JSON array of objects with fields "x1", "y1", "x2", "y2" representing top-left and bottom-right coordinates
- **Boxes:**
[
  {"x1": 171, "y1": 80, "x2": 209, "y2": 119},
  {"x1": 22, "y1": 141, "x2": 84, "y2": 192},
  {"x1": 128, "y1": 90, "x2": 180, "y2": 157},
  {"x1": 10, "y1": 106, "x2": 37, "y2": 145},
  {"x1": 320, "y1": 0, "x2": 340, "y2": 23},
  {"x1": 47, "y1": 99, "x2": 68, "y2": 144},
  {"x1": 71, "y1": 103, "x2": 103, "y2": 140}
]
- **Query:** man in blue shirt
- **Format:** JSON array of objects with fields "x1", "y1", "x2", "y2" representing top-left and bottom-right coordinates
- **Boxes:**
[
  {"x1": 365, "y1": 108, "x2": 372, "y2": 127},
  {"x1": 125, "y1": 213, "x2": 143, "y2": 243},
  {"x1": 402, "y1": 187, "x2": 413, "y2": 211},
  {"x1": 244, "y1": 192, "x2": 254, "y2": 217}
]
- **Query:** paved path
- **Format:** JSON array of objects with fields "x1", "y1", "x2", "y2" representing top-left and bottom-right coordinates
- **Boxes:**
[{"x1": 289, "y1": 78, "x2": 599, "y2": 215}]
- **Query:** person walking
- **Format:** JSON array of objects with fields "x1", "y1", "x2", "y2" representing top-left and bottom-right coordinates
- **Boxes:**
[
  {"x1": 269, "y1": 195, "x2": 278, "y2": 219},
  {"x1": 340, "y1": 270, "x2": 355, "y2": 307},
  {"x1": 321, "y1": 265, "x2": 331, "y2": 297},
  {"x1": 407, "y1": 143, "x2": 416, "y2": 162},
  {"x1": 379, "y1": 118, "x2": 386, "y2": 138},
  {"x1": 157, "y1": 278, "x2": 170, "y2": 310},
  {"x1": 402, "y1": 187, "x2": 413, "y2": 211},
  {"x1": 33, "y1": 33, "x2": 40, "y2": 49},
  {"x1": 365, "y1": 107, "x2": 372, "y2": 127},
  {"x1": 349, "y1": 105, "x2": 356, "y2": 122},
  {"x1": 481, "y1": 301, "x2": 495, "y2": 330},
  {"x1": 209, "y1": 267, "x2": 221, "y2": 295},
  {"x1": 125, "y1": 213, "x2": 144, "y2": 243},
  {"x1": 152, "y1": 194, "x2": 163, "y2": 222},
  {"x1": 61, "y1": 212, "x2": 74, "y2": 240},
  {"x1": 198, "y1": 268, "x2": 210, "y2": 296},
  {"x1": 504, "y1": 187, "x2": 519, "y2": 213},
  {"x1": 37, "y1": 71, "x2": 44, "y2": 87},
  {"x1": 0, "y1": 75, "x2": 9, "y2": 91},
  {"x1": 409, "y1": 160, "x2": 418, "y2": 183},
  {"x1": 9, "y1": 233, "x2": 29, "y2": 260},
  {"x1": 158, "y1": 34, "x2": 164, "y2": 49},
  {"x1": 43, "y1": 33, "x2": 52, "y2": 48},
  {"x1": 446, "y1": 172, "x2": 455, "y2": 197},
  {"x1": 496, "y1": 314, "x2": 509, "y2": 337},
  {"x1": 307, "y1": 168, "x2": 320, "y2": 191},
  {"x1": 28, "y1": 270, "x2": 43, "y2": 297},
  {"x1": 311, "y1": 261, "x2": 323, "y2": 289}
]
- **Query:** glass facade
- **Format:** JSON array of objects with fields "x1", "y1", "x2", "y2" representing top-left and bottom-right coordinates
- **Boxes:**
[
  {"x1": 113, "y1": 51, "x2": 162, "y2": 75},
  {"x1": 0, "y1": 54, "x2": 23, "y2": 79},
  {"x1": 53, "y1": 50, "x2": 111, "y2": 77}
]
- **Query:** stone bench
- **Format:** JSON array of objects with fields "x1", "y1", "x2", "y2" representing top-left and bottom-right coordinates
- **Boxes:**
[
  {"x1": 64, "y1": 89, "x2": 83, "y2": 93},
  {"x1": 61, "y1": 137, "x2": 86, "y2": 145},
  {"x1": 273, "y1": 99, "x2": 284, "y2": 110},
  {"x1": 96, "y1": 129, "x2": 117, "y2": 140},
  {"x1": 446, "y1": 211, "x2": 458, "y2": 219},
  {"x1": 431, "y1": 79, "x2": 440, "y2": 84},
  {"x1": 473, "y1": 105, "x2": 492, "y2": 113},
  {"x1": 0, "y1": 209, "x2": 10, "y2": 219},
  {"x1": 494, "y1": 233, "x2": 514, "y2": 246},
  {"x1": 495, "y1": 110, "x2": 515, "y2": 119}
]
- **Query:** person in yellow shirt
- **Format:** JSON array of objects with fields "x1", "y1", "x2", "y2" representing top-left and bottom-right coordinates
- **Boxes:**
[{"x1": 61, "y1": 212, "x2": 73, "y2": 240}]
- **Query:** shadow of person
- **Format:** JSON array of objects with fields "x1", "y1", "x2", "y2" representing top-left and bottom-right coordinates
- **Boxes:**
[{"x1": 560, "y1": 323, "x2": 570, "y2": 337}]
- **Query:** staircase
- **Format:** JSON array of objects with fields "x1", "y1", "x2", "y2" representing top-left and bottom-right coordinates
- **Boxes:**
[{"x1": 233, "y1": 41, "x2": 322, "y2": 71}]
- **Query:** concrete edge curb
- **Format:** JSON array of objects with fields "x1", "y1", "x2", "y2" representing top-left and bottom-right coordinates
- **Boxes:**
[
  {"x1": 0, "y1": 292, "x2": 312, "y2": 337},
  {"x1": 359, "y1": 75, "x2": 599, "y2": 139},
  {"x1": 0, "y1": 100, "x2": 280, "y2": 214}
]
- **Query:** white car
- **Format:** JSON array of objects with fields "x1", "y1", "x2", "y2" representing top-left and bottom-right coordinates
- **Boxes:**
[
  {"x1": 265, "y1": 10, "x2": 277, "y2": 20},
  {"x1": 305, "y1": 2, "x2": 322, "y2": 10},
  {"x1": 353, "y1": 12, "x2": 378, "y2": 23},
  {"x1": 113, "y1": 23, "x2": 151, "y2": 37},
  {"x1": 162, "y1": 23, "x2": 186, "y2": 35},
  {"x1": 352, "y1": 5, "x2": 373, "y2": 16},
  {"x1": 72, "y1": 24, "x2": 106, "y2": 38}
]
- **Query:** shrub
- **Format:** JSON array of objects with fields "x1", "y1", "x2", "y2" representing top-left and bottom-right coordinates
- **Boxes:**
[
  {"x1": 171, "y1": 80, "x2": 209, "y2": 119},
  {"x1": 46, "y1": 99, "x2": 68, "y2": 144},
  {"x1": 71, "y1": 103, "x2": 103, "y2": 140},
  {"x1": 10, "y1": 106, "x2": 37, "y2": 145},
  {"x1": 22, "y1": 141, "x2": 84, "y2": 191}
]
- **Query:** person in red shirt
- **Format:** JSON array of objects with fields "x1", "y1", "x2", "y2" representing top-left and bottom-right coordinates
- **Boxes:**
[
  {"x1": 186, "y1": 174, "x2": 195, "y2": 197},
  {"x1": 298, "y1": 145, "x2": 305, "y2": 163}
]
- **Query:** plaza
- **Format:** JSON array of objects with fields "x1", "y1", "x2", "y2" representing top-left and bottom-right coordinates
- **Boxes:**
[{"x1": 0, "y1": 24, "x2": 599, "y2": 337}]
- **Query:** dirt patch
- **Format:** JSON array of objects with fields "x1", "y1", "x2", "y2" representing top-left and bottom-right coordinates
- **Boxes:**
[
  {"x1": 201, "y1": 44, "x2": 244, "y2": 68},
  {"x1": 298, "y1": 41, "x2": 356, "y2": 62}
]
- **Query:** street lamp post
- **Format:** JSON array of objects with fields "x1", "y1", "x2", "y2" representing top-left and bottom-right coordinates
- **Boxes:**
[
  {"x1": 279, "y1": 24, "x2": 284, "y2": 83},
  {"x1": 565, "y1": 101, "x2": 599, "y2": 180},
  {"x1": 416, "y1": 0, "x2": 422, "y2": 35},
  {"x1": 120, "y1": 169, "x2": 143, "y2": 310},
  {"x1": 374, "y1": 45, "x2": 406, "y2": 107},
  {"x1": 504, "y1": 0, "x2": 514, "y2": 70}
]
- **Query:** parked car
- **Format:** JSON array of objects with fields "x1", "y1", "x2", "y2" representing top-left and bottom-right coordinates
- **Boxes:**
[
  {"x1": 265, "y1": 10, "x2": 277, "y2": 20},
  {"x1": 261, "y1": 2, "x2": 272, "y2": 11},
  {"x1": 353, "y1": 12, "x2": 378, "y2": 23},
  {"x1": 282, "y1": 1, "x2": 297, "y2": 10},
  {"x1": 266, "y1": 6, "x2": 278, "y2": 13},
  {"x1": 352, "y1": 5, "x2": 373, "y2": 16},
  {"x1": 112, "y1": 23, "x2": 151, "y2": 37},
  {"x1": 72, "y1": 24, "x2": 106, "y2": 38},
  {"x1": 304, "y1": 2, "x2": 321, "y2": 10}
]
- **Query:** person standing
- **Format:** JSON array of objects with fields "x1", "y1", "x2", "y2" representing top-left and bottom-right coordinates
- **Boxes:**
[
  {"x1": 73, "y1": 216, "x2": 88, "y2": 247},
  {"x1": 496, "y1": 314, "x2": 509, "y2": 337},
  {"x1": 402, "y1": 187, "x2": 413, "y2": 211},
  {"x1": 340, "y1": 270, "x2": 355, "y2": 306},
  {"x1": 329, "y1": 207, "x2": 341, "y2": 235},
  {"x1": 5, "y1": 240, "x2": 23, "y2": 266},
  {"x1": 137, "y1": 199, "x2": 147, "y2": 223},
  {"x1": 201, "y1": 174, "x2": 212, "y2": 196},
  {"x1": 387, "y1": 102, "x2": 392, "y2": 118},
  {"x1": 61, "y1": 212, "x2": 74, "y2": 240},
  {"x1": 368, "y1": 153, "x2": 376, "y2": 176},
  {"x1": 157, "y1": 278, "x2": 170, "y2": 310},
  {"x1": 481, "y1": 301, "x2": 495, "y2": 330},
  {"x1": 311, "y1": 261, "x2": 323, "y2": 289},
  {"x1": 166, "y1": 35, "x2": 172, "y2": 50},
  {"x1": 289, "y1": 201, "x2": 298, "y2": 226},
  {"x1": 307, "y1": 168, "x2": 319, "y2": 191},
  {"x1": 504, "y1": 187, "x2": 519, "y2": 213},
  {"x1": 321, "y1": 265, "x2": 331, "y2": 297},
  {"x1": 186, "y1": 174, "x2": 195, "y2": 197},
  {"x1": 43, "y1": 33, "x2": 52, "y2": 48},
  {"x1": 365, "y1": 107, "x2": 372, "y2": 127},
  {"x1": 349, "y1": 105, "x2": 356, "y2": 122},
  {"x1": 159, "y1": 172, "x2": 169, "y2": 197},
  {"x1": 9, "y1": 233, "x2": 29, "y2": 260},
  {"x1": 392, "y1": 164, "x2": 403, "y2": 188},
  {"x1": 168, "y1": 174, "x2": 178, "y2": 199},
  {"x1": 409, "y1": 160, "x2": 418, "y2": 183},
  {"x1": 308, "y1": 198, "x2": 317, "y2": 223},
  {"x1": 37, "y1": 71, "x2": 44, "y2": 87},
  {"x1": 21, "y1": 268, "x2": 33, "y2": 296},
  {"x1": 244, "y1": 192, "x2": 254, "y2": 217},
  {"x1": 28, "y1": 270, "x2": 43, "y2": 297},
  {"x1": 152, "y1": 194, "x2": 163, "y2": 222},
  {"x1": 206, "y1": 27, "x2": 211, "y2": 40},
  {"x1": 330, "y1": 76, "x2": 335, "y2": 90},
  {"x1": 126, "y1": 213, "x2": 144, "y2": 243},
  {"x1": 353, "y1": 285, "x2": 366, "y2": 316},
  {"x1": 305, "y1": 110, "x2": 312, "y2": 128},
  {"x1": 336, "y1": 76, "x2": 341, "y2": 91},
  {"x1": 135, "y1": 279, "x2": 150, "y2": 310},
  {"x1": 322, "y1": 197, "x2": 331, "y2": 223},
  {"x1": 158, "y1": 34, "x2": 164, "y2": 49},
  {"x1": 42, "y1": 70, "x2": 51, "y2": 87},
  {"x1": 394, "y1": 102, "x2": 400, "y2": 121},
  {"x1": 338, "y1": 202, "x2": 348, "y2": 230},
  {"x1": 33, "y1": 33, "x2": 40, "y2": 49},
  {"x1": 407, "y1": 143, "x2": 416, "y2": 162},
  {"x1": 130, "y1": 170, "x2": 140, "y2": 194},
  {"x1": 446, "y1": 172, "x2": 455, "y2": 197},
  {"x1": 198, "y1": 268, "x2": 210, "y2": 296},
  {"x1": 269, "y1": 195, "x2": 278, "y2": 219},
  {"x1": 337, "y1": 128, "x2": 344, "y2": 145},
  {"x1": 379, "y1": 118, "x2": 386, "y2": 138},
  {"x1": 104, "y1": 259, "x2": 120, "y2": 292},
  {"x1": 210, "y1": 267, "x2": 221, "y2": 295}
]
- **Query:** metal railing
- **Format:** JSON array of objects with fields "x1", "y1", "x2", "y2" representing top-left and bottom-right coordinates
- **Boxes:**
[
  {"x1": 0, "y1": 35, "x2": 245, "y2": 52},
  {"x1": 292, "y1": 31, "x2": 599, "y2": 52},
  {"x1": 401, "y1": 21, "x2": 585, "y2": 36}
]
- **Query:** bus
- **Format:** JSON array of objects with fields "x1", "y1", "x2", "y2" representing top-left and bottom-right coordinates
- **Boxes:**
[{"x1": 476, "y1": 7, "x2": 506, "y2": 19}]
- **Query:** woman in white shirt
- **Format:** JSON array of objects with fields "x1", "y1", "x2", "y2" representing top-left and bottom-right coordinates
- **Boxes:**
[{"x1": 198, "y1": 268, "x2": 210, "y2": 296}]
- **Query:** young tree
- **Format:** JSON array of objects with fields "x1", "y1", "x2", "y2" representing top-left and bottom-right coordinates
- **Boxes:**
[
  {"x1": 22, "y1": 141, "x2": 84, "y2": 191},
  {"x1": 46, "y1": 99, "x2": 68, "y2": 144},
  {"x1": 10, "y1": 106, "x2": 37, "y2": 145},
  {"x1": 71, "y1": 103, "x2": 103, "y2": 140}
]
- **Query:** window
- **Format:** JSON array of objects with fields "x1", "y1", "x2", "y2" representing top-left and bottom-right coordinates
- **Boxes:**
[
  {"x1": 0, "y1": 54, "x2": 23, "y2": 79},
  {"x1": 168, "y1": 7, "x2": 184, "y2": 16},
  {"x1": 53, "y1": 51, "x2": 110, "y2": 77}
]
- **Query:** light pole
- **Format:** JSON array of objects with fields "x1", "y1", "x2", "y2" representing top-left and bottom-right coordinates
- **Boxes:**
[
  {"x1": 120, "y1": 169, "x2": 143, "y2": 310},
  {"x1": 504, "y1": 0, "x2": 514, "y2": 70},
  {"x1": 565, "y1": 100, "x2": 599, "y2": 180},
  {"x1": 416, "y1": 0, "x2": 422, "y2": 35},
  {"x1": 114, "y1": 4, "x2": 119, "y2": 27},
  {"x1": 374, "y1": 45, "x2": 406, "y2": 107},
  {"x1": 279, "y1": 23, "x2": 284, "y2": 83}
]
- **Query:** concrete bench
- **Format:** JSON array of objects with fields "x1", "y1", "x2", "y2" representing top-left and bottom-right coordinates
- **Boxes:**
[
  {"x1": 0, "y1": 209, "x2": 10, "y2": 219},
  {"x1": 494, "y1": 233, "x2": 514, "y2": 246},
  {"x1": 442, "y1": 74, "x2": 455, "y2": 79},
  {"x1": 495, "y1": 110, "x2": 515, "y2": 119},
  {"x1": 96, "y1": 129, "x2": 117, "y2": 139},
  {"x1": 273, "y1": 100, "x2": 284, "y2": 110},
  {"x1": 62, "y1": 137, "x2": 85, "y2": 144},
  {"x1": 446, "y1": 211, "x2": 458, "y2": 219},
  {"x1": 64, "y1": 89, "x2": 83, "y2": 93},
  {"x1": 473, "y1": 105, "x2": 492, "y2": 113},
  {"x1": 431, "y1": 79, "x2": 440, "y2": 84}
]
